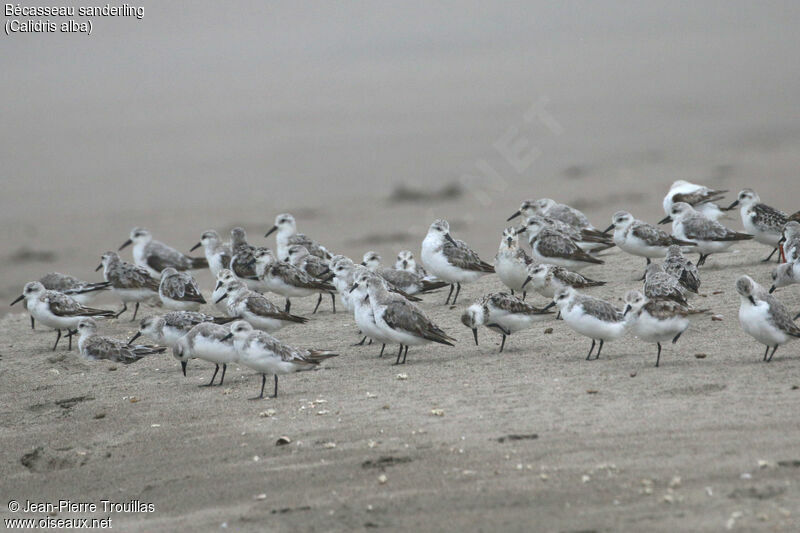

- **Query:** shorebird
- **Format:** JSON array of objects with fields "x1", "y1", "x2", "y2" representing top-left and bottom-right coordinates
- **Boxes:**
[
  {"x1": 769, "y1": 259, "x2": 800, "y2": 293},
  {"x1": 494, "y1": 228, "x2": 535, "y2": 298},
  {"x1": 361, "y1": 251, "x2": 449, "y2": 295},
  {"x1": 461, "y1": 292, "x2": 552, "y2": 352},
  {"x1": 28, "y1": 273, "x2": 110, "y2": 330},
  {"x1": 353, "y1": 274, "x2": 455, "y2": 364},
  {"x1": 660, "y1": 180, "x2": 729, "y2": 223},
  {"x1": 97, "y1": 251, "x2": 160, "y2": 320},
  {"x1": 663, "y1": 245, "x2": 700, "y2": 295},
  {"x1": 643, "y1": 263, "x2": 688, "y2": 306},
  {"x1": 265, "y1": 213, "x2": 332, "y2": 262},
  {"x1": 252, "y1": 248, "x2": 336, "y2": 313},
  {"x1": 75, "y1": 318, "x2": 165, "y2": 364},
  {"x1": 229, "y1": 228, "x2": 260, "y2": 289},
  {"x1": 517, "y1": 215, "x2": 613, "y2": 253},
  {"x1": 507, "y1": 198, "x2": 596, "y2": 231},
  {"x1": 128, "y1": 311, "x2": 234, "y2": 347},
  {"x1": 215, "y1": 279, "x2": 309, "y2": 333},
  {"x1": 548, "y1": 286, "x2": 627, "y2": 360},
  {"x1": 781, "y1": 221, "x2": 800, "y2": 263},
  {"x1": 736, "y1": 275, "x2": 800, "y2": 362},
  {"x1": 288, "y1": 244, "x2": 337, "y2": 312},
  {"x1": 521, "y1": 263, "x2": 605, "y2": 301},
  {"x1": 173, "y1": 322, "x2": 238, "y2": 386},
  {"x1": 158, "y1": 268, "x2": 206, "y2": 311},
  {"x1": 421, "y1": 219, "x2": 495, "y2": 305},
  {"x1": 623, "y1": 290, "x2": 691, "y2": 367},
  {"x1": 395, "y1": 250, "x2": 428, "y2": 278},
  {"x1": 667, "y1": 202, "x2": 752, "y2": 266},
  {"x1": 349, "y1": 269, "x2": 395, "y2": 356},
  {"x1": 727, "y1": 189, "x2": 788, "y2": 262},
  {"x1": 605, "y1": 211, "x2": 694, "y2": 268},
  {"x1": 329, "y1": 255, "x2": 358, "y2": 313},
  {"x1": 119, "y1": 227, "x2": 207, "y2": 278},
  {"x1": 523, "y1": 219, "x2": 604, "y2": 271},
  {"x1": 190, "y1": 230, "x2": 232, "y2": 278},
  {"x1": 11, "y1": 282, "x2": 115, "y2": 351},
  {"x1": 224, "y1": 320, "x2": 338, "y2": 399}
]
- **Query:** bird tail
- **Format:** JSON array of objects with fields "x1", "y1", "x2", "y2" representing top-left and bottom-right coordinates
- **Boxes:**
[
  {"x1": 63, "y1": 281, "x2": 111, "y2": 296},
  {"x1": 419, "y1": 280, "x2": 450, "y2": 293},
  {"x1": 189, "y1": 256, "x2": 209, "y2": 269},
  {"x1": 212, "y1": 316, "x2": 237, "y2": 325},
  {"x1": 83, "y1": 307, "x2": 117, "y2": 318},
  {"x1": 306, "y1": 350, "x2": 339, "y2": 363}
]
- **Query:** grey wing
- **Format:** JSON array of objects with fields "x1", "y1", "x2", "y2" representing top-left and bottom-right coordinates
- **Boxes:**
[
  {"x1": 644, "y1": 274, "x2": 685, "y2": 303},
  {"x1": 514, "y1": 249, "x2": 535, "y2": 265},
  {"x1": 552, "y1": 205, "x2": 590, "y2": 228},
  {"x1": 231, "y1": 250, "x2": 257, "y2": 278},
  {"x1": 84, "y1": 337, "x2": 161, "y2": 363},
  {"x1": 246, "y1": 295, "x2": 281, "y2": 317},
  {"x1": 379, "y1": 268, "x2": 418, "y2": 288},
  {"x1": 383, "y1": 300, "x2": 453, "y2": 344},
  {"x1": 765, "y1": 295, "x2": 800, "y2": 336},
  {"x1": 443, "y1": 240, "x2": 494, "y2": 272},
  {"x1": 682, "y1": 217, "x2": 731, "y2": 241},
  {"x1": 147, "y1": 241, "x2": 192, "y2": 271},
  {"x1": 539, "y1": 233, "x2": 602, "y2": 263},
  {"x1": 118, "y1": 264, "x2": 160, "y2": 291},
  {"x1": 489, "y1": 293, "x2": 547, "y2": 315},
  {"x1": 751, "y1": 204, "x2": 788, "y2": 231},
  {"x1": 553, "y1": 267, "x2": 591, "y2": 287},
  {"x1": 631, "y1": 222, "x2": 672, "y2": 247},
  {"x1": 40, "y1": 272, "x2": 81, "y2": 291},
  {"x1": 581, "y1": 296, "x2": 623, "y2": 322},
  {"x1": 219, "y1": 249, "x2": 232, "y2": 269},
  {"x1": 47, "y1": 292, "x2": 112, "y2": 317},
  {"x1": 305, "y1": 257, "x2": 331, "y2": 278},
  {"x1": 672, "y1": 190, "x2": 725, "y2": 207},
  {"x1": 289, "y1": 234, "x2": 330, "y2": 259},
  {"x1": 254, "y1": 332, "x2": 315, "y2": 364},
  {"x1": 275, "y1": 263, "x2": 332, "y2": 290},
  {"x1": 166, "y1": 311, "x2": 209, "y2": 329},
  {"x1": 644, "y1": 299, "x2": 689, "y2": 320}
]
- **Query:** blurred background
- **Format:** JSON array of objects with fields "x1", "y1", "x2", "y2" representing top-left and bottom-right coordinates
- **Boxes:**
[{"x1": 2, "y1": 1, "x2": 800, "y2": 309}]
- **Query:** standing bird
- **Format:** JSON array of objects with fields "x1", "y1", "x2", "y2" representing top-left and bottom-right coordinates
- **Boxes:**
[
  {"x1": 508, "y1": 198, "x2": 596, "y2": 231},
  {"x1": 288, "y1": 244, "x2": 337, "y2": 312},
  {"x1": 119, "y1": 227, "x2": 207, "y2": 278},
  {"x1": 265, "y1": 213, "x2": 332, "y2": 262},
  {"x1": 329, "y1": 256, "x2": 358, "y2": 313},
  {"x1": 252, "y1": 248, "x2": 336, "y2": 313},
  {"x1": 643, "y1": 263, "x2": 688, "y2": 306},
  {"x1": 523, "y1": 219, "x2": 604, "y2": 271},
  {"x1": 461, "y1": 292, "x2": 552, "y2": 353},
  {"x1": 11, "y1": 282, "x2": 115, "y2": 351},
  {"x1": 663, "y1": 245, "x2": 701, "y2": 295},
  {"x1": 769, "y1": 259, "x2": 800, "y2": 293},
  {"x1": 604, "y1": 211, "x2": 694, "y2": 269},
  {"x1": 224, "y1": 320, "x2": 338, "y2": 399},
  {"x1": 190, "y1": 230, "x2": 231, "y2": 278},
  {"x1": 667, "y1": 202, "x2": 752, "y2": 266},
  {"x1": 349, "y1": 270, "x2": 395, "y2": 356},
  {"x1": 623, "y1": 290, "x2": 691, "y2": 367},
  {"x1": 361, "y1": 251, "x2": 449, "y2": 295},
  {"x1": 75, "y1": 318, "x2": 165, "y2": 364},
  {"x1": 736, "y1": 275, "x2": 800, "y2": 362},
  {"x1": 158, "y1": 268, "x2": 206, "y2": 311},
  {"x1": 494, "y1": 228, "x2": 535, "y2": 299},
  {"x1": 27, "y1": 273, "x2": 110, "y2": 330},
  {"x1": 173, "y1": 322, "x2": 238, "y2": 386},
  {"x1": 727, "y1": 189, "x2": 788, "y2": 262},
  {"x1": 215, "y1": 279, "x2": 308, "y2": 333},
  {"x1": 517, "y1": 215, "x2": 613, "y2": 253},
  {"x1": 781, "y1": 221, "x2": 800, "y2": 263},
  {"x1": 421, "y1": 219, "x2": 495, "y2": 305},
  {"x1": 521, "y1": 263, "x2": 605, "y2": 301},
  {"x1": 660, "y1": 180, "x2": 729, "y2": 223},
  {"x1": 395, "y1": 250, "x2": 428, "y2": 278},
  {"x1": 548, "y1": 287, "x2": 627, "y2": 360},
  {"x1": 128, "y1": 311, "x2": 234, "y2": 347},
  {"x1": 97, "y1": 251, "x2": 160, "y2": 320},
  {"x1": 229, "y1": 228, "x2": 260, "y2": 289}
]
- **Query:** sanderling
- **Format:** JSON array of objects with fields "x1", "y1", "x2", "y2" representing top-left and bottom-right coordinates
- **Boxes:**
[
  {"x1": 521, "y1": 264, "x2": 605, "y2": 303},
  {"x1": 224, "y1": 320, "x2": 338, "y2": 399},
  {"x1": 329, "y1": 255, "x2": 358, "y2": 313},
  {"x1": 421, "y1": 219, "x2": 495, "y2": 305},
  {"x1": 508, "y1": 198, "x2": 596, "y2": 231},
  {"x1": 190, "y1": 230, "x2": 232, "y2": 278},
  {"x1": 663, "y1": 245, "x2": 700, "y2": 295},
  {"x1": 781, "y1": 221, "x2": 800, "y2": 263},
  {"x1": 643, "y1": 263, "x2": 688, "y2": 306},
  {"x1": 522, "y1": 219, "x2": 604, "y2": 271},
  {"x1": 769, "y1": 259, "x2": 800, "y2": 293},
  {"x1": 265, "y1": 213, "x2": 332, "y2": 262},
  {"x1": 736, "y1": 275, "x2": 800, "y2": 362},
  {"x1": 158, "y1": 268, "x2": 206, "y2": 311},
  {"x1": 11, "y1": 281, "x2": 115, "y2": 351},
  {"x1": 252, "y1": 248, "x2": 336, "y2": 313},
  {"x1": 353, "y1": 274, "x2": 455, "y2": 364},
  {"x1": 605, "y1": 211, "x2": 694, "y2": 268},
  {"x1": 461, "y1": 292, "x2": 552, "y2": 352},
  {"x1": 229, "y1": 228, "x2": 260, "y2": 289},
  {"x1": 667, "y1": 202, "x2": 752, "y2": 266},
  {"x1": 212, "y1": 269, "x2": 238, "y2": 312},
  {"x1": 660, "y1": 180, "x2": 729, "y2": 223},
  {"x1": 548, "y1": 286, "x2": 627, "y2": 360},
  {"x1": 727, "y1": 189, "x2": 788, "y2": 262},
  {"x1": 517, "y1": 215, "x2": 613, "y2": 253},
  {"x1": 215, "y1": 279, "x2": 309, "y2": 332},
  {"x1": 119, "y1": 227, "x2": 207, "y2": 278},
  {"x1": 289, "y1": 244, "x2": 337, "y2": 312},
  {"x1": 349, "y1": 269, "x2": 395, "y2": 356},
  {"x1": 361, "y1": 251, "x2": 449, "y2": 296},
  {"x1": 623, "y1": 290, "x2": 691, "y2": 367},
  {"x1": 395, "y1": 250, "x2": 428, "y2": 278},
  {"x1": 97, "y1": 251, "x2": 160, "y2": 321},
  {"x1": 494, "y1": 228, "x2": 535, "y2": 299},
  {"x1": 75, "y1": 318, "x2": 165, "y2": 364},
  {"x1": 173, "y1": 322, "x2": 238, "y2": 386},
  {"x1": 30, "y1": 272, "x2": 110, "y2": 330},
  {"x1": 128, "y1": 311, "x2": 234, "y2": 347}
]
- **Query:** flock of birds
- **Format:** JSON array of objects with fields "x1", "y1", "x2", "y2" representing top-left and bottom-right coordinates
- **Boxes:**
[{"x1": 9, "y1": 180, "x2": 800, "y2": 399}]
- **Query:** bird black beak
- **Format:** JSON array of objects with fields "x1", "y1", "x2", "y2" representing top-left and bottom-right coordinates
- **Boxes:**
[
  {"x1": 95, "y1": 263, "x2": 103, "y2": 272},
  {"x1": 10, "y1": 294, "x2": 24, "y2": 306},
  {"x1": 521, "y1": 276, "x2": 531, "y2": 289},
  {"x1": 506, "y1": 210, "x2": 521, "y2": 221},
  {"x1": 264, "y1": 225, "x2": 277, "y2": 238},
  {"x1": 778, "y1": 235, "x2": 786, "y2": 245},
  {"x1": 794, "y1": 311, "x2": 800, "y2": 321},
  {"x1": 181, "y1": 360, "x2": 187, "y2": 377},
  {"x1": 657, "y1": 215, "x2": 672, "y2": 225},
  {"x1": 221, "y1": 333, "x2": 233, "y2": 342},
  {"x1": 769, "y1": 285, "x2": 777, "y2": 294},
  {"x1": 401, "y1": 261, "x2": 408, "y2": 269},
  {"x1": 215, "y1": 280, "x2": 223, "y2": 291},
  {"x1": 602, "y1": 224, "x2": 614, "y2": 235},
  {"x1": 127, "y1": 331, "x2": 142, "y2": 345},
  {"x1": 215, "y1": 293, "x2": 228, "y2": 304},
  {"x1": 472, "y1": 328, "x2": 479, "y2": 345},
  {"x1": 623, "y1": 305, "x2": 631, "y2": 316},
  {"x1": 118, "y1": 238, "x2": 133, "y2": 251},
  {"x1": 190, "y1": 242, "x2": 201, "y2": 252},
  {"x1": 748, "y1": 295, "x2": 756, "y2": 305},
  {"x1": 542, "y1": 301, "x2": 556, "y2": 311},
  {"x1": 349, "y1": 283, "x2": 359, "y2": 293},
  {"x1": 444, "y1": 233, "x2": 457, "y2": 245},
  {"x1": 726, "y1": 200, "x2": 740, "y2": 210}
]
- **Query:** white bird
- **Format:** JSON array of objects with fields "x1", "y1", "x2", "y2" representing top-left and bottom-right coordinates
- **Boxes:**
[
  {"x1": 667, "y1": 202, "x2": 752, "y2": 266},
  {"x1": 190, "y1": 230, "x2": 232, "y2": 278},
  {"x1": 517, "y1": 215, "x2": 614, "y2": 253},
  {"x1": 604, "y1": 211, "x2": 694, "y2": 268},
  {"x1": 494, "y1": 228, "x2": 535, "y2": 298},
  {"x1": 264, "y1": 213, "x2": 332, "y2": 262},
  {"x1": 461, "y1": 292, "x2": 553, "y2": 352},
  {"x1": 252, "y1": 248, "x2": 336, "y2": 313},
  {"x1": 770, "y1": 259, "x2": 800, "y2": 294},
  {"x1": 215, "y1": 279, "x2": 309, "y2": 333},
  {"x1": 736, "y1": 275, "x2": 800, "y2": 362},
  {"x1": 97, "y1": 251, "x2": 160, "y2": 321},
  {"x1": 228, "y1": 227, "x2": 260, "y2": 288},
  {"x1": 521, "y1": 263, "x2": 605, "y2": 301},
  {"x1": 158, "y1": 268, "x2": 206, "y2": 311},
  {"x1": 28, "y1": 272, "x2": 110, "y2": 330},
  {"x1": 395, "y1": 250, "x2": 428, "y2": 278},
  {"x1": 522, "y1": 219, "x2": 604, "y2": 271},
  {"x1": 119, "y1": 227, "x2": 207, "y2": 278},
  {"x1": 173, "y1": 322, "x2": 238, "y2": 386},
  {"x1": 329, "y1": 255, "x2": 358, "y2": 313},
  {"x1": 75, "y1": 318, "x2": 165, "y2": 364},
  {"x1": 224, "y1": 320, "x2": 338, "y2": 399},
  {"x1": 660, "y1": 180, "x2": 729, "y2": 223},
  {"x1": 128, "y1": 311, "x2": 234, "y2": 347},
  {"x1": 549, "y1": 287, "x2": 627, "y2": 360},
  {"x1": 361, "y1": 251, "x2": 449, "y2": 295},
  {"x1": 643, "y1": 263, "x2": 688, "y2": 307},
  {"x1": 781, "y1": 221, "x2": 800, "y2": 263},
  {"x1": 507, "y1": 198, "x2": 596, "y2": 231},
  {"x1": 349, "y1": 269, "x2": 396, "y2": 357},
  {"x1": 663, "y1": 245, "x2": 701, "y2": 295},
  {"x1": 623, "y1": 290, "x2": 692, "y2": 367},
  {"x1": 421, "y1": 219, "x2": 495, "y2": 305},
  {"x1": 727, "y1": 189, "x2": 788, "y2": 262}
]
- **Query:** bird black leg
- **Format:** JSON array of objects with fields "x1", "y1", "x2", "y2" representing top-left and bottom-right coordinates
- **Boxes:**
[
  {"x1": 762, "y1": 247, "x2": 778, "y2": 263},
  {"x1": 30, "y1": 316, "x2": 35, "y2": 330},
  {"x1": 401, "y1": 345, "x2": 409, "y2": 364},
  {"x1": 313, "y1": 294, "x2": 323, "y2": 314},
  {"x1": 556, "y1": 311, "x2": 562, "y2": 320},
  {"x1": 586, "y1": 339, "x2": 596, "y2": 360},
  {"x1": 646, "y1": 257, "x2": 651, "y2": 266},
  {"x1": 763, "y1": 345, "x2": 770, "y2": 361},
  {"x1": 354, "y1": 336, "x2": 367, "y2": 346},
  {"x1": 767, "y1": 345, "x2": 778, "y2": 362},
  {"x1": 368, "y1": 338, "x2": 372, "y2": 345},
  {"x1": 218, "y1": 364, "x2": 227, "y2": 386},
  {"x1": 52, "y1": 330, "x2": 62, "y2": 351},
  {"x1": 201, "y1": 364, "x2": 220, "y2": 387},
  {"x1": 452, "y1": 283, "x2": 462, "y2": 305},
  {"x1": 114, "y1": 303, "x2": 128, "y2": 319},
  {"x1": 510, "y1": 289, "x2": 515, "y2": 296},
  {"x1": 67, "y1": 329, "x2": 73, "y2": 351},
  {"x1": 444, "y1": 284, "x2": 455, "y2": 305},
  {"x1": 394, "y1": 345, "x2": 404, "y2": 365},
  {"x1": 499, "y1": 334, "x2": 507, "y2": 353},
  {"x1": 249, "y1": 374, "x2": 267, "y2": 400},
  {"x1": 272, "y1": 374, "x2": 279, "y2": 398},
  {"x1": 330, "y1": 293, "x2": 336, "y2": 313},
  {"x1": 522, "y1": 291, "x2": 527, "y2": 301},
  {"x1": 595, "y1": 340, "x2": 604, "y2": 359},
  {"x1": 672, "y1": 331, "x2": 683, "y2": 344},
  {"x1": 379, "y1": 344, "x2": 385, "y2": 357},
  {"x1": 655, "y1": 342, "x2": 661, "y2": 367},
  {"x1": 131, "y1": 302, "x2": 140, "y2": 321},
  {"x1": 284, "y1": 298, "x2": 291, "y2": 313},
  {"x1": 697, "y1": 254, "x2": 707, "y2": 267}
]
